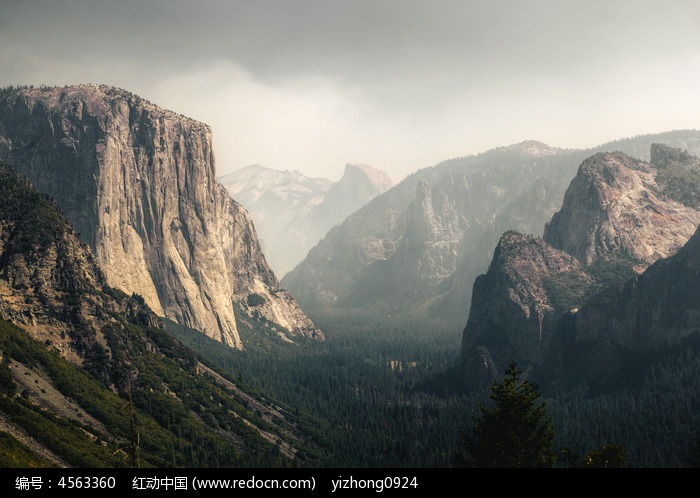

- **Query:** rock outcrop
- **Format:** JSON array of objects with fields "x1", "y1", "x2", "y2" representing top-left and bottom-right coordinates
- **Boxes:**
[
  {"x1": 460, "y1": 145, "x2": 700, "y2": 385},
  {"x1": 0, "y1": 85, "x2": 322, "y2": 348},
  {"x1": 555, "y1": 224, "x2": 700, "y2": 384},
  {"x1": 544, "y1": 150, "x2": 700, "y2": 270},
  {"x1": 0, "y1": 162, "x2": 158, "y2": 365},
  {"x1": 460, "y1": 231, "x2": 594, "y2": 383}
]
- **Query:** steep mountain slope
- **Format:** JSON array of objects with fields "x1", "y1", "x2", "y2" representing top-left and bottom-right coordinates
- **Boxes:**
[
  {"x1": 283, "y1": 141, "x2": 584, "y2": 325},
  {"x1": 0, "y1": 163, "x2": 321, "y2": 467},
  {"x1": 460, "y1": 231, "x2": 594, "y2": 385},
  {"x1": 544, "y1": 148, "x2": 700, "y2": 269},
  {"x1": 0, "y1": 85, "x2": 321, "y2": 348},
  {"x1": 283, "y1": 132, "x2": 700, "y2": 327},
  {"x1": 554, "y1": 223, "x2": 700, "y2": 386},
  {"x1": 460, "y1": 145, "x2": 700, "y2": 385},
  {"x1": 220, "y1": 163, "x2": 393, "y2": 276},
  {"x1": 312, "y1": 163, "x2": 394, "y2": 236}
]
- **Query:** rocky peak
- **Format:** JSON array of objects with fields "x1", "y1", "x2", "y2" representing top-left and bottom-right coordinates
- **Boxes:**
[
  {"x1": 340, "y1": 163, "x2": 394, "y2": 194},
  {"x1": 312, "y1": 163, "x2": 394, "y2": 227},
  {"x1": 0, "y1": 85, "x2": 322, "y2": 348},
  {"x1": 544, "y1": 150, "x2": 700, "y2": 269},
  {"x1": 508, "y1": 140, "x2": 561, "y2": 157},
  {"x1": 462, "y1": 145, "x2": 700, "y2": 387},
  {"x1": 461, "y1": 231, "x2": 593, "y2": 382}
]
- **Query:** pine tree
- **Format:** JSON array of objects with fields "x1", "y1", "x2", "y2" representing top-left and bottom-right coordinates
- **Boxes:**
[{"x1": 458, "y1": 361, "x2": 556, "y2": 468}]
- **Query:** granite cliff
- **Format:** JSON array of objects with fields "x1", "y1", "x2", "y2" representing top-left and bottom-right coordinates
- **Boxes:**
[
  {"x1": 460, "y1": 231, "x2": 594, "y2": 384},
  {"x1": 544, "y1": 148, "x2": 700, "y2": 270},
  {"x1": 0, "y1": 85, "x2": 321, "y2": 348},
  {"x1": 460, "y1": 145, "x2": 700, "y2": 385},
  {"x1": 0, "y1": 162, "x2": 320, "y2": 466},
  {"x1": 283, "y1": 133, "x2": 700, "y2": 329}
]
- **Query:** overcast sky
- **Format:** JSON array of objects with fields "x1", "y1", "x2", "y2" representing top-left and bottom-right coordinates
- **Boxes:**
[{"x1": 2, "y1": 0, "x2": 700, "y2": 181}]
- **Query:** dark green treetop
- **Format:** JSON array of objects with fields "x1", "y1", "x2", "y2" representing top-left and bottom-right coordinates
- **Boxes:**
[{"x1": 459, "y1": 361, "x2": 556, "y2": 468}]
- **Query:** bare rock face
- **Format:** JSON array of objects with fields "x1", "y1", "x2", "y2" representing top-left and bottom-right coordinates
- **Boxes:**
[
  {"x1": 310, "y1": 163, "x2": 395, "y2": 238},
  {"x1": 0, "y1": 162, "x2": 159, "y2": 365},
  {"x1": 402, "y1": 180, "x2": 464, "y2": 282},
  {"x1": 460, "y1": 231, "x2": 593, "y2": 381},
  {"x1": 555, "y1": 224, "x2": 700, "y2": 384},
  {"x1": 461, "y1": 145, "x2": 700, "y2": 386},
  {"x1": 0, "y1": 85, "x2": 321, "y2": 348},
  {"x1": 544, "y1": 151, "x2": 700, "y2": 270}
]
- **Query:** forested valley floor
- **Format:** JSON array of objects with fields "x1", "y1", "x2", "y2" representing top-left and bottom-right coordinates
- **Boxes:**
[{"x1": 166, "y1": 314, "x2": 700, "y2": 468}]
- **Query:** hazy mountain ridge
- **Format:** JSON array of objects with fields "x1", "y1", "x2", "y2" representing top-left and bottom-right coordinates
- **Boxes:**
[
  {"x1": 283, "y1": 132, "x2": 700, "y2": 327},
  {"x1": 220, "y1": 162, "x2": 393, "y2": 276},
  {"x1": 460, "y1": 144, "x2": 700, "y2": 386},
  {"x1": 0, "y1": 85, "x2": 322, "y2": 349},
  {"x1": 0, "y1": 162, "x2": 320, "y2": 467},
  {"x1": 283, "y1": 141, "x2": 580, "y2": 323}
]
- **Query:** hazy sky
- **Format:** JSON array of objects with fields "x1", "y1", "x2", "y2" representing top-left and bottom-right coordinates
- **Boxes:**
[{"x1": 2, "y1": 0, "x2": 700, "y2": 181}]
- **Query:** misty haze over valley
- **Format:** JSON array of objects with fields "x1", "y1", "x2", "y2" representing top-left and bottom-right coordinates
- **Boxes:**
[{"x1": 1, "y1": 1, "x2": 700, "y2": 471}]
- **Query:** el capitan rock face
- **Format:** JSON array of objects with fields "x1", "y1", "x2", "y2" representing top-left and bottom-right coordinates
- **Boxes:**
[{"x1": 0, "y1": 85, "x2": 321, "y2": 348}]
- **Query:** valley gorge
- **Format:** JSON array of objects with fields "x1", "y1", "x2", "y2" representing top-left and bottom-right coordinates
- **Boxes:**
[
  {"x1": 0, "y1": 83, "x2": 699, "y2": 468},
  {"x1": 283, "y1": 132, "x2": 700, "y2": 331},
  {"x1": 0, "y1": 162, "x2": 319, "y2": 467},
  {"x1": 219, "y1": 162, "x2": 393, "y2": 277}
]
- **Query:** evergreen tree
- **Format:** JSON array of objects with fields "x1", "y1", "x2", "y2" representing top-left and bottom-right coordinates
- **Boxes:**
[{"x1": 458, "y1": 361, "x2": 556, "y2": 468}]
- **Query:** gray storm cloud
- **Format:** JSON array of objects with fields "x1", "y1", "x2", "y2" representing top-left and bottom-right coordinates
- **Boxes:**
[{"x1": 2, "y1": 0, "x2": 700, "y2": 179}]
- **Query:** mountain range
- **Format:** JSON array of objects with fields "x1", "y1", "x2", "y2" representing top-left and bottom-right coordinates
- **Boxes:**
[
  {"x1": 219, "y1": 162, "x2": 393, "y2": 277},
  {"x1": 460, "y1": 143, "x2": 700, "y2": 388},
  {"x1": 283, "y1": 131, "x2": 700, "y2": 329},
  {"x1": 0, "y1": 162, "x2": 319, "y2": 467},
  {"x1": 1, "y1": 83, "x2": 699, "y2": 468},
  {"x1": 0, "y1": 85, "x2": 322, "y2": 349}
]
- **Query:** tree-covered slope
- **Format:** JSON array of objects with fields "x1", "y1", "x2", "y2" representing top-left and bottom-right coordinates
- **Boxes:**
[{"x1": 0, "y1": 162, "x2": 322, "y2": 467}]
